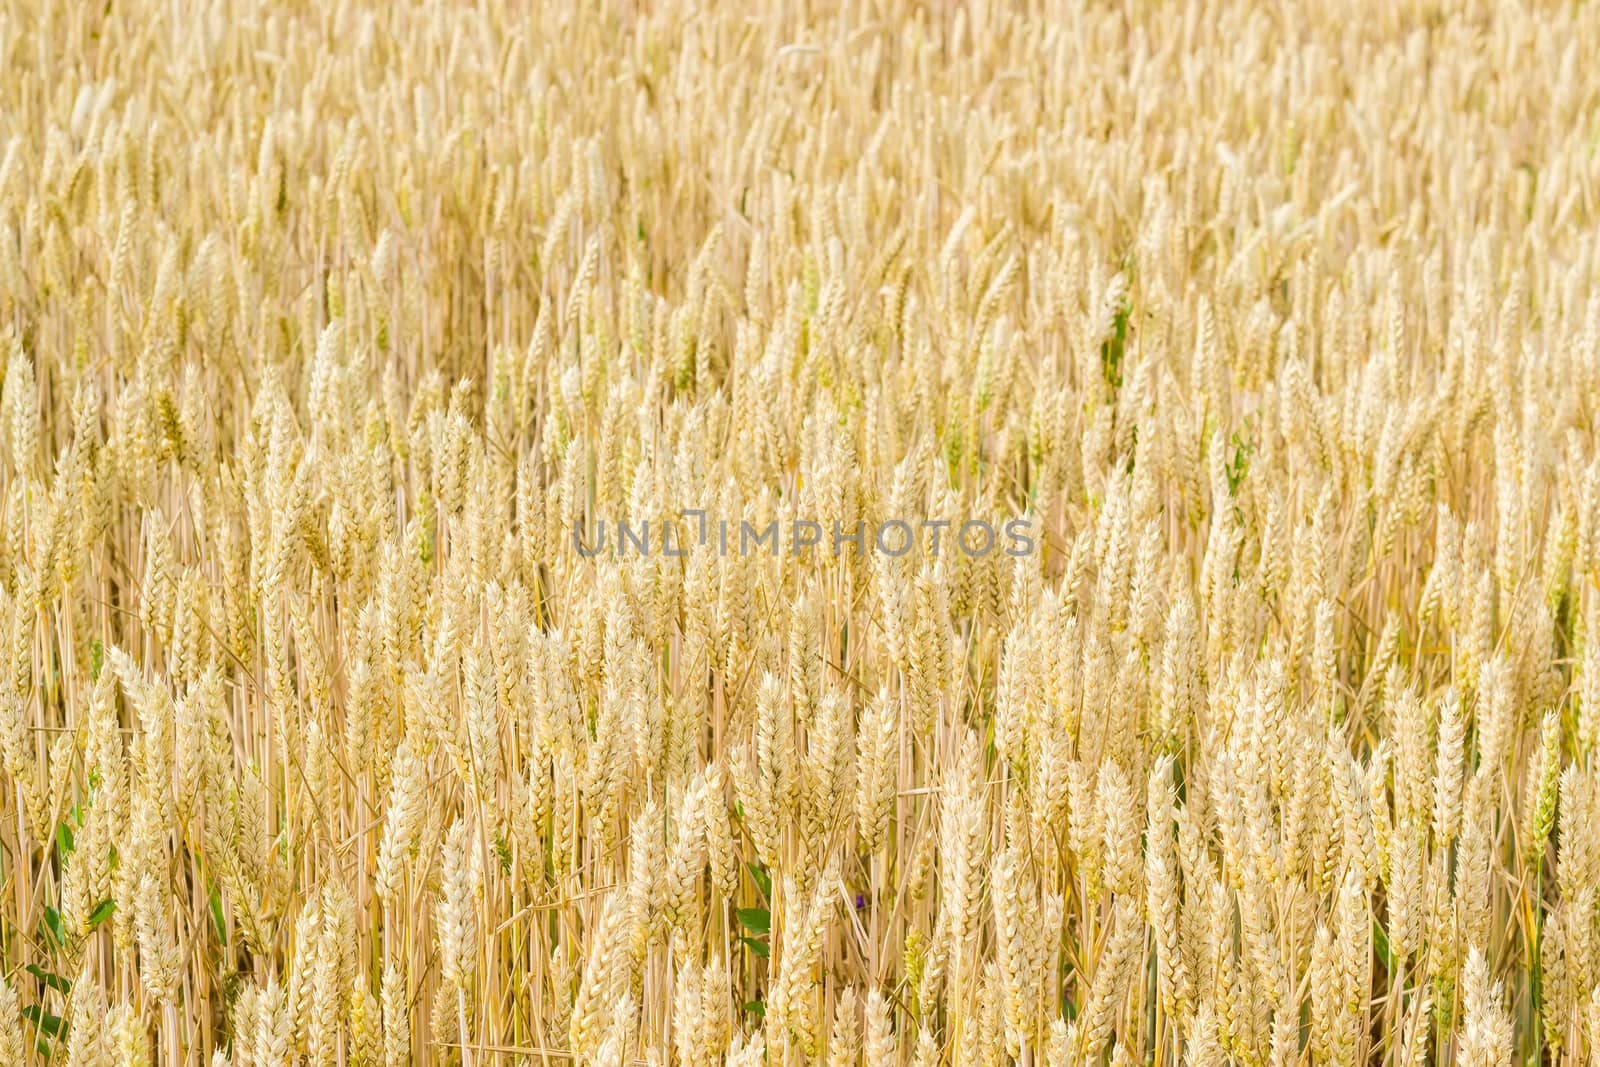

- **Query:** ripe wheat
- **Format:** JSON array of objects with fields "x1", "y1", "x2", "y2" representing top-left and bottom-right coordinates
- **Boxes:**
[{"x1": 1, "y1": 0, "x2": 1599, "y2": 1064}]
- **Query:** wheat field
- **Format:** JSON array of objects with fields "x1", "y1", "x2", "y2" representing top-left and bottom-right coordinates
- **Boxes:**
[{"x1": 1, "y1": 0, "x2": 1598, "y2": 1064}]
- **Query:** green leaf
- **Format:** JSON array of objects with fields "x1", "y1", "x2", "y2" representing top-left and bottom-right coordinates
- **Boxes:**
[
  {"x1": 24, "y1": 963, "x2": 72, "y2": 994},
  {"x1": 742, "y1": 1000, "x2": 766, "y2": 1018},
  {"x1": 1226, "y1": 429, "x2": 1252, "y2": 495},
  {"x1": 494, "y1": 834, "x2": 513, "y2": 875},
  {"x1": 55, "y1": 821, "x2": 74, "y2": 859},
  {"x1": 739, "y1": 935, "x2": 770, "y2": 958},
  {"x1": 86, "y1": 899, "x2": 116, "y2": 931},
  {"x1": 746, "y1": 863, "x2": 771, "y2": 898},
  {"x1": 209, "y1": 884, "x2": 228, "y2": 947},
  {"x1": 1372, "y1": 919, "x2": 1395, "y2": 978},
  {"x1": 21, "y1": 1004, "x2": 67, "y2": 1039},
  {"x1": 736, "y1": 908, "x2": 770, "y2": 935},
  {"x1": 1100, "y1": 295, "x2": 1130, "y2": 391},
  {"x1": 40, "y1": 906, "x2": 64, "y2": 948}
]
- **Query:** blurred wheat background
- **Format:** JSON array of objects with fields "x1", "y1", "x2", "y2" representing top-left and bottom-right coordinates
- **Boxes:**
[{"x1": 2, "y1": 0, "x2": 1600, "y2": 1064}]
